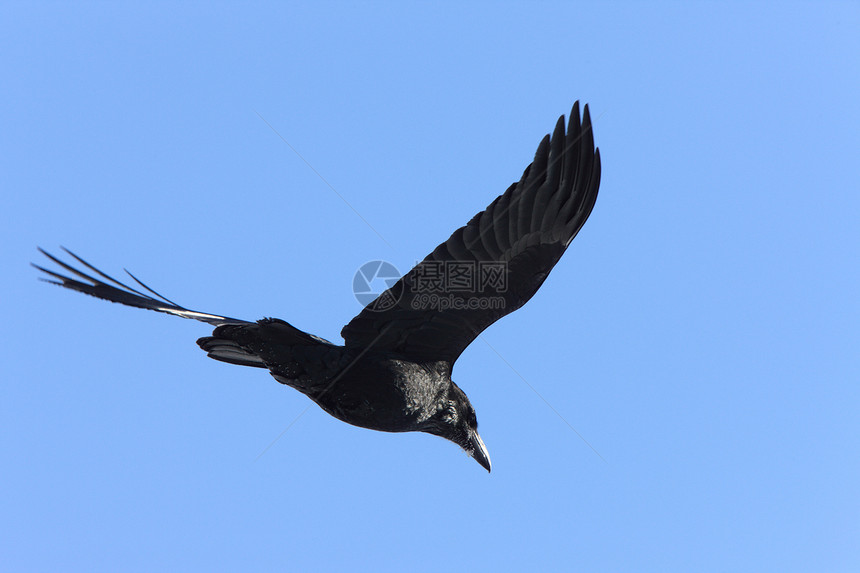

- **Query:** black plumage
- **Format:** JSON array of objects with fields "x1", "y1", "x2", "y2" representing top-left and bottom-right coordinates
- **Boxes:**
[{"x1": 34, "y1": 102, "x2": 601, "y2": 472}]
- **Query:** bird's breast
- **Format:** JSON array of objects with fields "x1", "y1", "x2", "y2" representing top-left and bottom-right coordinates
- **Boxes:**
[{"x1": 312, "y1": 355, "x2": 450, "y2": 433}]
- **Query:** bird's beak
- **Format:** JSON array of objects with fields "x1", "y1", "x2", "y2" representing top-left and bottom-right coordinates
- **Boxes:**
[{"x1": 470, "y1": 431, "x2": 492, "y2": 472}]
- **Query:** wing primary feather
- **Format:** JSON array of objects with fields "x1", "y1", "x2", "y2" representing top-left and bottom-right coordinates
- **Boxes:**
[
  {"x1": 123, "y1": 268, "x2": 183, "y2": 307},
  {"x1": 58, "y1": 247, "x2": 159, "y2": 302},
  {"x1": 34, "y1": 248, "x2": 248, "y2": 326},
  {"x1": 516, "y1": 134, "x2": 549, "y2": 242},
  {"x1": 476, "y1": 198, "x2": 503, "y2": 259},
  {"x1": 39, "y1": 247, "x2": 153, "y2": 301}
]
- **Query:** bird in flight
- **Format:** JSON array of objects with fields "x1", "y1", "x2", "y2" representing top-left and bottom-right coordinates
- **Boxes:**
[{"x1": 34, "y1": 102, "x2": 601, "y2": 472}]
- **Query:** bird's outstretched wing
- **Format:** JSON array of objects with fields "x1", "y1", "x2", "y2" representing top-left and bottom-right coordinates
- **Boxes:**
[
  {"x1": 341, "y1": 102, "x2": 601, "y2": 364},
  {"x1": 33, "y1": 247, "x2": 248, "y2": 326}
]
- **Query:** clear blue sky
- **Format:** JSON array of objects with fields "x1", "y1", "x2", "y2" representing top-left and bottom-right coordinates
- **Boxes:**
[{"x1": 3, "y1": 2, "x2": 858, "y2": 571}]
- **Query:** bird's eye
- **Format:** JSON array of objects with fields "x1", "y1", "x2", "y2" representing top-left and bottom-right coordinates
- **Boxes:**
[{"x1": 468, "y1": 411, "x2": 478, "y2": 428}]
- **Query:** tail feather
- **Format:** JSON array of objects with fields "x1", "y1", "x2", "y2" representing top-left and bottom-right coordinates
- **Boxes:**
[
  {"x1": 197, "y1": 319, "x2": 339, "y2": 379},
  {"x1": 197, "y1": 336, "x2": 268, "y2": 368}
]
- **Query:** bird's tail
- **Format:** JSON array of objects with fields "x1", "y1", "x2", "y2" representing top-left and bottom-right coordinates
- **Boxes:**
[
  {"x1": 196, "y1": 329, "x2": 268, "y2": 368},
  {"x1": 197, "y1": 318, "x2": 339, "y2": 374}
]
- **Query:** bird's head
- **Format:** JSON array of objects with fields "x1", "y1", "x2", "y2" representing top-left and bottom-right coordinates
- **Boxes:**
[{"x1": 422, "y1": 382, "x2": 491, "y2": 472}]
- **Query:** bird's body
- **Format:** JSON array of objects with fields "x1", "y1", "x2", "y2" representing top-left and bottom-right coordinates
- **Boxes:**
[
  {"x1": 204, "y1": 318, "x2": 453, "y2": 434},
  {"x1": 35, "y1": 102, "x2": 601, "y2": 472}
]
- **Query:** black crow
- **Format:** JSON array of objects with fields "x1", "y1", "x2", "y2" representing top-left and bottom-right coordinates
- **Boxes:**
[{"x1": 34, "y1": 102, "x2": 601, "y2": 472}]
